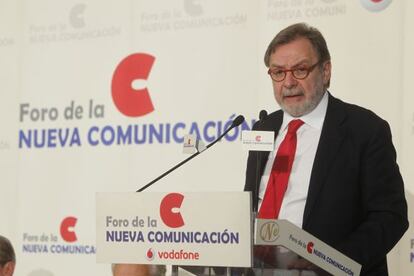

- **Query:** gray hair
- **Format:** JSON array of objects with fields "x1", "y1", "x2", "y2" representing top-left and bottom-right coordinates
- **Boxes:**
[{"x1": 264, "y1": 22, "x2": 331, "y2": 67}]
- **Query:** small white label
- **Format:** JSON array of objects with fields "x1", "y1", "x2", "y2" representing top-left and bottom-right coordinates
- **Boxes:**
[
  {"x1": 242, "y1": 130, "x2": 274, "y2": 151},
  {"x1": 183, "y1": 134, "x2": 197, "y2": 154}
]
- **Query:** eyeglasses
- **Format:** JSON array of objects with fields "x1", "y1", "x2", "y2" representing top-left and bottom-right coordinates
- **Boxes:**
[{"x1": 267, "y1": 60, "x2": 322, "y2": 82}]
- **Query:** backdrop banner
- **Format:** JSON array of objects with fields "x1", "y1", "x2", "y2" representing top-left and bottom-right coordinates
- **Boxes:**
[{"x1": 0, "y1": 0, "x2": 412, "y2": 275}]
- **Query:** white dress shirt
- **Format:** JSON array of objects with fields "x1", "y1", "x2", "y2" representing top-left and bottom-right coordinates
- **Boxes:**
[{"x1": 258, "y1": 92, "x2": 328, "y2": 228}]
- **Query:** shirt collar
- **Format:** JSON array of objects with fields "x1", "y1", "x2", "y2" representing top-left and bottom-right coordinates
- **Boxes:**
[{"x1": 281, "y1": 91, "x2": 329, "y2": 131}]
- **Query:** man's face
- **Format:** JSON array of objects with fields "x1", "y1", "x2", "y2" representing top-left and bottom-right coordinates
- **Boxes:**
[
  {"x1": 0, "y1": 262, "x2": 15, "y2": 276},
  {"x1": 268, "y1": 37, "x2": 331, "y2": 117}
]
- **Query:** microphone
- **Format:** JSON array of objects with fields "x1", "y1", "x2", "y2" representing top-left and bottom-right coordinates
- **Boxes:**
[
  {"x1": 137, "y1": 115, "x2": 245, "y2": 192},
  {"x1": 254, "y1": 110, "x2": 268, "y2": 213},
  {"x1": 259, "y1": 109, "x2": 268, "y2": 122},
  {"x1": 205, "y1": 114, "x2": 244, "y2": 150},
  {"x1": 231, "y1": 114, "x2": 245, "y2": 128}
]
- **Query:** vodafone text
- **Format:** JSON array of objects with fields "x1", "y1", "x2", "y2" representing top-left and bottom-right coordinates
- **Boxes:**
[{"x1": 157, "y1": 249, "x2": 199, "y2": 260}]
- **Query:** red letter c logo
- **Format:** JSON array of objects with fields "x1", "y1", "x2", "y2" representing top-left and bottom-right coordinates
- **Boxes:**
[
  {"x1": 111, "y1": 53, "x2": 155, "y2": 117},
  {"x1": 160, "y1": 193, "x2": 184, "y2": 228},
  {"x1": 307, "y1": 241, "x2": 314, "y2": 254},
  {"x1": 60, "y1": 216, "x2": 77, "y2": 242}
]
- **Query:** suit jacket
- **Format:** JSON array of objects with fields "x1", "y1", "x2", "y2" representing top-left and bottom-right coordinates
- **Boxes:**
[{"x1": 244, "y1": 94, "x2": 408, "y2": 275}]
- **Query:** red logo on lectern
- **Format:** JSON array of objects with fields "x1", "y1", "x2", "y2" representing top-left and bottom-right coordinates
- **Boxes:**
[
  {"x1": 307, "y1": 241, "x2": 314, "y2": 254},
  {"x1": 160, "y1": 193, "x2": 185, "y2": 228},
  {"x1": 111, "y1": 53, "x2": 155, "y2": 117}
]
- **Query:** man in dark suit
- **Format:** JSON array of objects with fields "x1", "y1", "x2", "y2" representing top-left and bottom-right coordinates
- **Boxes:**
[{"x1": 245, "y1": 23, "x2": 408, "y2": 275}]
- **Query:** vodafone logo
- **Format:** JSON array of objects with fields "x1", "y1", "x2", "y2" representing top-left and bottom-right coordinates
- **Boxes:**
[
  {"x1": 360, "y1": 0, "x2": 392, "y2": 12},
  {"x1": 146, "y1": 248, "x2": 155, "y2": 261},
  {"x1": 255, "y1": 135, "x2": 262, "y2": 142},
  {"x1": 111, "y1": 53, "x2": 155, "y2": 117},
  {"x1": 160, "y1": 193, "x2": 185, "y2": 228},
  {"x1": 60, "y1": 216, "x2": 77, "y2": 242}
]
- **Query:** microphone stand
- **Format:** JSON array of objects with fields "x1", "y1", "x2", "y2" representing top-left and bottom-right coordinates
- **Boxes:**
[
  {"x1": 253, "y1": 110, "x2": 268, "y2": 214},
  {"x1": 253, "y1": 110, "x2": 269, "y2": 276}
]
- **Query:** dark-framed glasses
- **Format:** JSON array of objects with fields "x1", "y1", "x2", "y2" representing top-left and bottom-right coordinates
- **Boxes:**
[{"x1": 267, "y1": 60, "x2": 322, "y2": 82}]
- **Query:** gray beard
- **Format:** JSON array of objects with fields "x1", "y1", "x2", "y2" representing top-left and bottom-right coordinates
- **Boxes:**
[{"x1": 280, "y1": 89, "x2": 325, "y2": 117}]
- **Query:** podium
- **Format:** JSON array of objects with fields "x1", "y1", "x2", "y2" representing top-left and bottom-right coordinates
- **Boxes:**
[{"x1": 96, "y1": 192, "x2": 361, "y2": 276}]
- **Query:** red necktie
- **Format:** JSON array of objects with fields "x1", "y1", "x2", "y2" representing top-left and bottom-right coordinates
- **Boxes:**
[{"x1": 258, "y1": 119, "x2": 304, "y2": 219}]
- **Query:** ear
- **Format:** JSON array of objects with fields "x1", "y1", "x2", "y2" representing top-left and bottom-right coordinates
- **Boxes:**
[
  {"x1": 322, "y1": 61, "x2": 332, "y2": 86},
  {"x1": 3, "y1": 262, "x2": 15, "y2": 276}
]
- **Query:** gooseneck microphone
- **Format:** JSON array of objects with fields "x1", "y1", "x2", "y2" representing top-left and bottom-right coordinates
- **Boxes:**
[
  {"x1": 137, "y1": 115, "x2": 245, "y2": 192},
  {"x1": 259, "y1": 109, "x2": 268, "y2": 122},
  {"x1": 254, "y1": 110, "x2": 268, "y2": 213}
]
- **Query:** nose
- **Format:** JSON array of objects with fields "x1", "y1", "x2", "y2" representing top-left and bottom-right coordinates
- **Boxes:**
[{"x1": 283, "y1": 71, "x2": 297, "y2": 88}]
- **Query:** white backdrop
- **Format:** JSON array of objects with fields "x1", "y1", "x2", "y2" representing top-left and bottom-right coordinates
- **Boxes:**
[{"x1": 0, "y1": 0, "x2": 413, "y2": 275}]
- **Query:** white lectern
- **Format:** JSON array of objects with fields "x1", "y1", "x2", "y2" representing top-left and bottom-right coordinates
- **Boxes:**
[{"x1": 96, "y1": 192, "x2": 361, "y2": 276}]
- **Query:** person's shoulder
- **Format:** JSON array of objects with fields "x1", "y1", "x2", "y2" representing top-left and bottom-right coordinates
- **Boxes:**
[
  {"x1": 329, "y1": 95, "x2": 394, "y2": 144},
  {"x1": 331, "y1": 96, "x2": 386, "y2": 126},
  {"x1": 266, "y1": 109, "x2": 284, "y2": 121}
]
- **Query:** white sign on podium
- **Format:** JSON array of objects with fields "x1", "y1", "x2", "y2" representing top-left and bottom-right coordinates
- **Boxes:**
[
  {"x1": 255, "y1": 219, "x2": 361, "y2": 276},
  {"x1": 96, "y1": 192, "x2": 252, "y2": 267}
]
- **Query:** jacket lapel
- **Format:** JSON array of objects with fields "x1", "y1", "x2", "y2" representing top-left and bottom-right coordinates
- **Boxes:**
[{"x1": 302, "y1": 94, "x2": 347, "y2": 228}]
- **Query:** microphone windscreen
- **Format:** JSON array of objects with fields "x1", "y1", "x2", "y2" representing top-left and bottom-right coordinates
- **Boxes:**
[
  {"x1": 232, "y1": 115, "x2": 245, "y2": 127},
  {"x1": 259, "y1": 110, "x2": 268, "y2": 121}
]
